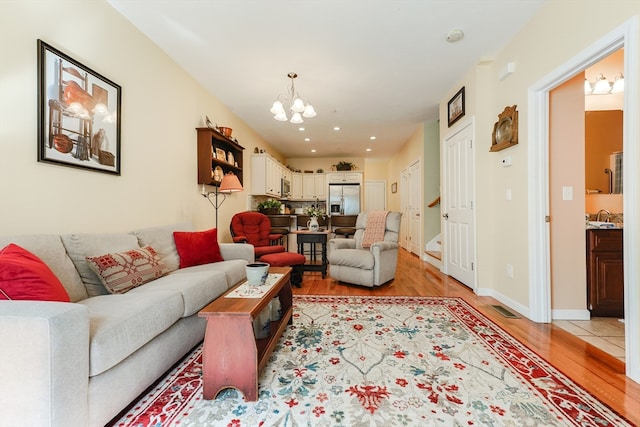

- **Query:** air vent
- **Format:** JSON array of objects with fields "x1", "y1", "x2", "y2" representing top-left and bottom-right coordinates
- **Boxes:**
[{"x1": 491, "y1": 305, "x2": 520, "y2": 319}]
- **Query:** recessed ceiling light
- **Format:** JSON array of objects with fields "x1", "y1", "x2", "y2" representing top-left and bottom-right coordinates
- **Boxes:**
[
  {"x1": 298, "y1": 127, "x2": 305, "y2": 131},
  {"x1": 369, "y1": 136, "x2": 376, "y2": 140},
  {"x1": 311, "y1": 149, "x2": 316, "y2": 153},
  {"x1": 333, "y1": 126, "x2": 341, "y2": 131},
  {"x1": 366, "y1": 148, "x2": 372, "y2": 152},
  {"x1": 304, "y1": 138, "x2": 310, "y2": 142}
]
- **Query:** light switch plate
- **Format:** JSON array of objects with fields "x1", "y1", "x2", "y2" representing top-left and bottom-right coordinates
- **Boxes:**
[{"x1": 562, "y1": 186, "x2": 573, "y2": 201}]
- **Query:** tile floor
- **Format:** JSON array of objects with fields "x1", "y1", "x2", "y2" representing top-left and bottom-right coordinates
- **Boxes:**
[{"x1": 553, "y1": 317, "x2": 626, "y2": 362}]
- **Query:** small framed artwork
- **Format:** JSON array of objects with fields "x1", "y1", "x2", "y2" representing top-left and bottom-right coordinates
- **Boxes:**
[
  {"x1": 447, "y1": 86, "x2": 465, "y2": 127},
  {"x1": 391, "y1": 182, "x2": 397, "y2": 193},
  {"x1": 37, "y1": 39, "x2": 121, "y2": 175},
  {"x1": 215, "y1": 147, "x2": 226, "y2": 162}
]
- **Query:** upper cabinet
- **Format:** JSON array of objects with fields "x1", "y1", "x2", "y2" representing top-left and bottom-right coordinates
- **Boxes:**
[
  {"x1": 301, "y1": 173, "x2": 326, "y2": 200},
  {"x1": 327, "y1": 171, "x2": 363, "y2": 184},
  {"x1": 251, "y1": 153, "x2": 290, "y2": 197},
  {"x1": 197, "y1": 127, "x2": 244, "y2": 186}
]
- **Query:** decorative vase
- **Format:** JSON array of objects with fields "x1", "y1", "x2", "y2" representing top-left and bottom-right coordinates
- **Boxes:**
[{"x1": 307, "y1": 216, "x2": 319, "y2": 231}]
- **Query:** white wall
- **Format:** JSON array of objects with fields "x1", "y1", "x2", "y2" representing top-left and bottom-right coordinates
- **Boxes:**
[{"x1": 0, "y1": 0, "x2": 279, "y2": 241}]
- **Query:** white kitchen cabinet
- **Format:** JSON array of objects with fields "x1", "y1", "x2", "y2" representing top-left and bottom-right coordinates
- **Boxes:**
[
  {"x1": 251, "y1": 153, "x2": 288, "y2": 197},
  {"x1": 326, "y1": 171, "x2": 363, "y2": 184},
  {"x1": 301, "y1": 173, "x2": 326, "y2": 200},
  {"x1": 291, "y1": 173, "x2": 303, "y2": 199}
]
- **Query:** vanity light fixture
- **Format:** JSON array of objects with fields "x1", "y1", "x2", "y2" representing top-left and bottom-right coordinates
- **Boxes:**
[
  {"x1": 585, "y1": 73, "x2": 624, "y2": 95},
  {"x1": 270, "y1": 72, "x2": 317, "y2": 124}
]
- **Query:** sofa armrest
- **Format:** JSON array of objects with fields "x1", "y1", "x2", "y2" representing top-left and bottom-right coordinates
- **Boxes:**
[
  {"x1": 0, "y1": 301, "x2": 90, "y2": 427},
  {"x1": 219, "y1": 242, "x2": 255, "y2": 263}
]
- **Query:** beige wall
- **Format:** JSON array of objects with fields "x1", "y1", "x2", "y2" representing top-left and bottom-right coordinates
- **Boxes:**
[
  {"x1": 0, "y1": 0, "x2": 280, "y2": 242},
  {"x1": 439, "y1": 0, "x2": 639, "y2": 311}
]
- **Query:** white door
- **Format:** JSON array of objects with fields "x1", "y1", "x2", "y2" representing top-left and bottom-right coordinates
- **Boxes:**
[
  {"x1": 408, "y1": 160, "x2": 421, "y2": 255},
  {"x1": 442, "y1": 121, "x2": 475, "y2": 289},
  {"x1": 400, "y1": 168, "x2": 410, "y2": 250},
  {"x1": 364, "y1": 180, "x2": 386, "y2": 211}
]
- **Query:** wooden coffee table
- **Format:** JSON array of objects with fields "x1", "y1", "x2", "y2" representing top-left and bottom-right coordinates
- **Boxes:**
[{"x1": 198, "y1": 266, "x2": 293, "y2": 401}]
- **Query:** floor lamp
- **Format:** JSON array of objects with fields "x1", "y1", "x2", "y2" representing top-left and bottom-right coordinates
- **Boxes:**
[{"x1": 202, "y1": 172, "x2": 243, "y2": 229}]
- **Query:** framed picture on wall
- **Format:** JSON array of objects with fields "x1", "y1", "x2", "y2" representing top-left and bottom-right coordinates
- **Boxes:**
[
  {"x1": 447, "y1": 86, "x2": 465, "y2": 127},
  {"x1": 37, "y1": 39, "x2": 121, "y2": 175}
]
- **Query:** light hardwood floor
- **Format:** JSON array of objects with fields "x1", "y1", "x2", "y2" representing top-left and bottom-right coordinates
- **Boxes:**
[{"x1": 292, "y1": 248, "x2": 640, "y2": 425}]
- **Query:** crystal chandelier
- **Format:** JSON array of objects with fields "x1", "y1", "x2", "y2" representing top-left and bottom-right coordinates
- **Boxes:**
[{"x1": 270, "y1": 72, "x2": 316, "y2": 124}]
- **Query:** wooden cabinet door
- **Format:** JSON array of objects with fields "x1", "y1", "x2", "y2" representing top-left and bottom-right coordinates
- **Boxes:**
[{"x1": 586, "y1": 230, "x2": 624, "y2": 317}]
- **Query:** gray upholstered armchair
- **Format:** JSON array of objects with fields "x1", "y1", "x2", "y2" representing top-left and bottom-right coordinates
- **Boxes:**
[{"x1": 328, "y1": 211, "x2": 402, "y2": 287}]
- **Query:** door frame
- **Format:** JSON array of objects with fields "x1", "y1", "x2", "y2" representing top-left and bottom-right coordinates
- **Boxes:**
[{"x1": 527, "y1": 17, "x2": 639, "y2": 382}]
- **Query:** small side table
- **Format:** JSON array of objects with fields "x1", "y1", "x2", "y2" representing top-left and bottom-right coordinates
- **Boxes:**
[{"x1": 292, "y1": 230, "x2": 330, "y2": 278}]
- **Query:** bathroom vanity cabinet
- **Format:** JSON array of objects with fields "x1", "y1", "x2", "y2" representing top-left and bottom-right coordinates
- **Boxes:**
[{"x1": 586, "y1": 229, "x2": 624, "y2": 317}]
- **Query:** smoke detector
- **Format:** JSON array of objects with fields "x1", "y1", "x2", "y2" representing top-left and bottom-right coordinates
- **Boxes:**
[{"x1": 446, "y1": 29, "x2": 464, "y2": 43}]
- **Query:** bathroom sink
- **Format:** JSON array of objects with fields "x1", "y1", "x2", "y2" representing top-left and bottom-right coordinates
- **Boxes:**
[{"x1": 586, "y1": 221, "x2": 621, "y2": 229}]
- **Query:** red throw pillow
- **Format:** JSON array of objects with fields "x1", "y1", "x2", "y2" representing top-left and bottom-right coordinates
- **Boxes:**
[
  {"x1": 0, "y1": 243, "x2": 70, "y2": 302},
  {"x1": 173, "y1": 228, "x2": 224, "y2": 268}
]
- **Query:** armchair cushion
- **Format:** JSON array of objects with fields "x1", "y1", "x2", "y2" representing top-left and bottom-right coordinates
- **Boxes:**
[
  {"x1": 230, "y1": 212, "x2": 285, "y2": 257},
  {"x1": 329, "y1": 248, "x2": 374, "y2": 270}
]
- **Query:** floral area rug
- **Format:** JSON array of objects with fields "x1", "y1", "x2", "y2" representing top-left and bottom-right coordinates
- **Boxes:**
[{"x1": 113, "y1": 296, "x2": 631, "y2": 427}]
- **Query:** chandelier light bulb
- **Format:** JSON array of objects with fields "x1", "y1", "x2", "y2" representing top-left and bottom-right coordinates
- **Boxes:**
[
  {"x1": 274, "y1": 111, "x2": 288, "y2": 121},
  {"x1": 302, "y1": 104, "x2": 316, "y2": 118},
  {"x1": 290, "y1": 112, "x2": 304, "y2": 124},
  {"x1": 291, "y1": 97, "x2": 305, "y2": 113},
  {"x1": 270, "y1": 100, "x2": 285, "y2": 115}
]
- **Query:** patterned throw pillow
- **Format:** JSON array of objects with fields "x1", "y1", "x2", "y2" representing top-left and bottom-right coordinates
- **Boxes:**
[{"x1": 86, "y1": 246, "x2": 169, "y2": 294}]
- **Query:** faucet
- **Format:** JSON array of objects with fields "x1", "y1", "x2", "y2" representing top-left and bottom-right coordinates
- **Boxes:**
[{"x1": 596, "y1": 209, "x2": 611, "y2": 222}]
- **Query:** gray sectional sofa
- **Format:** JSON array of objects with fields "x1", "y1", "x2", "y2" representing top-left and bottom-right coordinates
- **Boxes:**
[{"x1": 0, "y1": 223, "x2": 254, "y2": 427}]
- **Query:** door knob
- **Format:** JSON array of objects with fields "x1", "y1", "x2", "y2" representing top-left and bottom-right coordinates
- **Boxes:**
[{"x1": 442, "y1": 213, "x2": 449, "y2": 219}]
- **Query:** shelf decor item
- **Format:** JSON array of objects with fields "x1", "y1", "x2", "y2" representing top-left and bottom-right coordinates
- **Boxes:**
[
  {"x1": 335, "y1": 161, "x2": 354, "y2": 171},
  {"x1": 490, "y1": 105, "x2": 519, "y2": 152},
  {"x1": 37, "y1": 39, "x2": 121, "y2": 175},
  {"x1": 447, "y1": 86, "x2": 465, "y2": 127}
]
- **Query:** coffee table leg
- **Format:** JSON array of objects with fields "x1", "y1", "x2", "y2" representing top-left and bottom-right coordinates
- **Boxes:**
[{"x1": 202, "y1": 315, "x2": 258, "y2": 401}]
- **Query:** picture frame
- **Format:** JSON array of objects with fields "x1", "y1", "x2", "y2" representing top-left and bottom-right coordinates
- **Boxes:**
[
  {"x1": 447, "y1": 86, "x2": 465, "y2": 127},
  {"x1": 391, "y1": 182, "x2": 397, "y2": 193},
  {"x1": 37, "y1": 40, "x2": 121, "y2": 175},
  {"x1": 215, "y1": 147, "x2": 226, "y2": 162}
]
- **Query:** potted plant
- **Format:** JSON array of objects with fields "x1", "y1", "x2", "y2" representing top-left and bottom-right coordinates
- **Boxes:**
[
  {"x1": 257, "y1": 198, "x2": 282, "y2": 215},
  {"x1": 304, "y1": 206, "x2": 327, "y2": 219},
  {"x1": 335, "y1": 161, "x2": 354, "y2": 171}
]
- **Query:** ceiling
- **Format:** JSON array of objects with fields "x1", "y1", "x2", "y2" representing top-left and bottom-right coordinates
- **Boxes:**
[{"x1": 107, "y1": 0, "x2": 546, "y2": 159}]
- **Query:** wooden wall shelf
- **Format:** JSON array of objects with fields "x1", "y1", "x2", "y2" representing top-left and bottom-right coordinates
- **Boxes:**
[{"x1": 197, "y1": 127, "x2": 245, "y2": 186}]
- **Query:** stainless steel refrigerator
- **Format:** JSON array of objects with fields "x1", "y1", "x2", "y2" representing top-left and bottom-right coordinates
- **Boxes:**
[{"x1": 328, "y1": 183, "x2": 361, "y2": 215}]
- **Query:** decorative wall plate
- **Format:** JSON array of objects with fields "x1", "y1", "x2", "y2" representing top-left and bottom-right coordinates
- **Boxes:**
[{"x1": 491, "y1": 105, "x2": 518, "y2": 152}]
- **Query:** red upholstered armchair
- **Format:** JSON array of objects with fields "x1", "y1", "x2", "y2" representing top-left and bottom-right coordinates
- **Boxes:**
[{"x1": 230, "y1": 211, "x2": 286, "y2": 258}]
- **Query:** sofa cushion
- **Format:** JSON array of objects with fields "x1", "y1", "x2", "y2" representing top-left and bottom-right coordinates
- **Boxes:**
[
  {"x1": 0, "y1": 244, "x2": 70, "y2": 302},
  {"x1": 0, "y1": 235, "x2": 87, "y2": 302},
  {"x1": 173, "y1": 228, "x2": 224, "y2": 268},
  {"x1": 86, "y1": 246, "x2": 169, "y2": 294},
  {"x1": 131, "y1": 222, "x2": 193, "y2": 273},
  {"x1": 79, "y1": 291, "x2": 183, "y2": 376},
  {"x1": 177, "y1": 259, "x2": 249, "y2": 290},
  {"x1": 128, "y1": 266, "x2": 229, "y2": 317},
  {"x1": 61, "y1": 233, "x2": 140, "y2": 297}
]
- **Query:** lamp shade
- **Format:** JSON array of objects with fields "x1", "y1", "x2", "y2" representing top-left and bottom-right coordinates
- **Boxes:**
[{"x1": 219, "y1": 173, "x2": 243, "y2": 193}]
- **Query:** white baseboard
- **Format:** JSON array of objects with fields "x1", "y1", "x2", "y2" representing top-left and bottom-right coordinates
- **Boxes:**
[
  {"x1": 551, "y1": 309, "x2": 591, "y2": 321},
  {"x1": 476, "y1": 287, "x2": 531, "y2": 320},
  {"x1": 423, "y1": 253, "x2": 442, "y2": 269}
]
